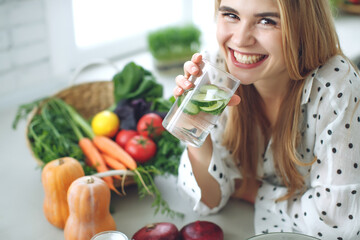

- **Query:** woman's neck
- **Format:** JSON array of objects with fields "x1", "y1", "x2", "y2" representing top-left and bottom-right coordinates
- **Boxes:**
[{"x1": 255, "y1": 76, "x2": 291, "y2": 127}]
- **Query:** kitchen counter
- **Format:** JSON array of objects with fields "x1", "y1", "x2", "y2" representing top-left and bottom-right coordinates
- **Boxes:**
[{"x1": 0, "y1": 52, "x2": 255, "y2": 240}]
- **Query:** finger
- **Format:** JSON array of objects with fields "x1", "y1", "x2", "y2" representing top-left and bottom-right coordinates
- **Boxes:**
[
  {"x1": 183, "y1": 53, "x2": 203, "y2": 79},
  {"x1": 227, "y1": 94, "x2": 241, "y2": 106},
  {"x1": 175, "y1": 74, "x2": 194, "y2": 90},
  {"x1": 191, "y1": 53, "x2": 203, "y2": 64},
  {"x1": 173, "y1": 86, "x2": 184, "y2": 97},
  {"x1": 183, "y1": 61, "x2": 200, "y2": 79}
]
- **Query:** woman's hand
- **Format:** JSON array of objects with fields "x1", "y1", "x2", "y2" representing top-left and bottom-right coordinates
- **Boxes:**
[
  {"x1": 173, "y1": 53, "x2": 241, "y2": 106},
  {"x1": 173, "y1": 53, "x2": 202, "y2": 97}
]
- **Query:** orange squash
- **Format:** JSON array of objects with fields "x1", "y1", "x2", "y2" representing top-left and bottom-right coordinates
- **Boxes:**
[
  {"x1": 42, "y1": 157, "x2": 85, "y2": 229},
  {"x1": 64, "y1": 176, "x2": 116, "y2": 240}
]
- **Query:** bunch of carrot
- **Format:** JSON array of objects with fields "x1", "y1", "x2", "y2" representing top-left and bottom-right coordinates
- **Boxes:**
[
  {"x1": 79, "y1": 136, "x2": 137, "y2": 194},
  {"x1": 44, "y1": 98, "x2": 138, "y2": 194},
  {"x1": 26, "y1": 98, "x2": 139, "y2": 195}
]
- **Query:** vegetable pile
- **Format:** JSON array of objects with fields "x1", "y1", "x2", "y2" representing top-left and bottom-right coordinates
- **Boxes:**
[{"x1": 13, "y1": 62, "x2": 186, "y2": 236}]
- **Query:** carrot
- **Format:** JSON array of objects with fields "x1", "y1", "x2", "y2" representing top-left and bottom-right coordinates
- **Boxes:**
[
  {"x1": 93, "y1": 136, "x2": 137, "y2": 170},
  {"x1": 79, "y1": 137, "x2": 120, "y2": 195},
  {"x1": 102, "y1": 153, "x2": 126, "y2": 181},
  {"x1": 102, "y1": 153, "x2": 127, "y2": 171}
]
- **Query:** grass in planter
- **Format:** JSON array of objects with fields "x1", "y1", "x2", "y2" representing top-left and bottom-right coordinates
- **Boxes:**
[{"x1": 147, "y1": 24, "x2": 201, "y2": 62}]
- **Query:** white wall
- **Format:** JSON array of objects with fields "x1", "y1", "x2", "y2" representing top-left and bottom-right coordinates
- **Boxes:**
[{"x1": 0, "y1": 0, "x2": 55, "y2": 109}]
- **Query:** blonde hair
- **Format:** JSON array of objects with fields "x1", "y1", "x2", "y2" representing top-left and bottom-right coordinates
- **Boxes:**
[{"x1": 216, "y1": 0, "x2": 342, "y2": 200}]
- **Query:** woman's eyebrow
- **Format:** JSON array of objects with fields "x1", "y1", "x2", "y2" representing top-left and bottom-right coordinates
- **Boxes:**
[
  {"x1": 218, "y1": 5, "x2": 239, "y2": 14},
  {"x1": 218, "y1": 5, "x2": 280, "y2": 19},
  {"x1": 254, "y1": 12, "x2": 280, "y2": 18}
]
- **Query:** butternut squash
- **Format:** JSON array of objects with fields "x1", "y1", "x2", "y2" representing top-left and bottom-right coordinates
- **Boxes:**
[
  {"x1": 42, "y1": 157, "x2": 85, "y2": 229},
  {"x1": 64, "y1": 176, "x2": 116, "y2": 240}
]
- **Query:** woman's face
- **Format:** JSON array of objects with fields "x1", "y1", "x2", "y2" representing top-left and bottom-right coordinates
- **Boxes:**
[{"x1": 216, "y1": 0, "x2": 289, "y2": 87}]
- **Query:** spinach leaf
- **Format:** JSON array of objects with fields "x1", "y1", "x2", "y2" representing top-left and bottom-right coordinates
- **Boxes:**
[
  {"x1": 113, "y1": 62, "x2": 163, "y2": 103},
  {"x1": 150, "y1": 97, "x2": 173, "y2": 113}
]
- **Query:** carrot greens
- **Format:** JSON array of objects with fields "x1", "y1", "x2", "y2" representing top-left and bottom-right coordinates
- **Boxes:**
[
  {"x1": 13, "y1": 98, "x2": 95, "y2": 174},
  {"x1": 133, "y1": 166, "x2": 184, "y2": 219}
]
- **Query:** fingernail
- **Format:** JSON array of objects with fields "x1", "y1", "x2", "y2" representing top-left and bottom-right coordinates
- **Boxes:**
[
  {"x1": 176, "y1": 87, "x2": 183, "y2": 94},
  {"x1": 191, "y1": 67, "x2": 198, "y2": 74},
  {"x1": 184, "y1": 81, "x2": 191, "y2": 87}
]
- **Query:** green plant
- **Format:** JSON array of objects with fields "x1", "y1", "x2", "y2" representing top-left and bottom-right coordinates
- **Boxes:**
[
  {"x1": 329, "y1": 0, "x2": 341, "y2": 16},
  {"x1": 147, "y1": 24, "x2": 201, "y2": 62}
]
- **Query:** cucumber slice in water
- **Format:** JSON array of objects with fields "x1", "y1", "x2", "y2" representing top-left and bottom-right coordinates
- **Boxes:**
[
  {"x1": 178, "y1": 89, "x2": 194, "y2": 106},
  {"x1": 177, "y1": 94, "x2": 184, "y2": 107},
  {"x1": 199, "y1": 84, "x2": 219, "y2": 93},
  {"x1": 183, "y1": 101, "x2": 200, "y2": 115},
  {"x1": 199, "y1": 101, "x2": 224, "y2": 113},
  {"x1": 191, "y1": 93, "x2": 217, "y2": 107}
]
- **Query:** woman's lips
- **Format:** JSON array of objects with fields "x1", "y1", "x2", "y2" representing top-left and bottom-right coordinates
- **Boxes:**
[{"x1": 230, "y1": 49, "x2": 268, "y2": 69}]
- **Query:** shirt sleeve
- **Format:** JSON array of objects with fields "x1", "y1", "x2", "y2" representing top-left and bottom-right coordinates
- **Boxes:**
[
  {"x1": 254, "y1": 57, "x2": 360, "y2": 239},
  {"x1": 177, "y1": 113, "x2": 242, "y2": 215}
]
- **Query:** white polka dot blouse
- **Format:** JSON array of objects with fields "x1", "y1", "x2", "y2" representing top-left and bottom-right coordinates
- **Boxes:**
[{"x1": 177, "y1": 54, "x2": 360, "y2": 239}]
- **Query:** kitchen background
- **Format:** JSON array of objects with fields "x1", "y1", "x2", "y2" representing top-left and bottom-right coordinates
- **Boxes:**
[
  {"x1": 0, "y1": 0, "x2": 218, "y2": 111},
  {"x1": 0, "y1": 1, "x2": 359, "y2": 239},
  {"x1": 0, "y1": 0, "x2": 360, "y2": 112}
]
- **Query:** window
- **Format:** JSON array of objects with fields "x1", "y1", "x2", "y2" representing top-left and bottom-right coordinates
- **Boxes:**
[{"x1": 46, "y1": 0, "x2": 193, "y2": 75}]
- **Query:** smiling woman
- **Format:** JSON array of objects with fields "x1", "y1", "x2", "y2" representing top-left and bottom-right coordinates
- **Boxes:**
[
  {"x1": 173, "y1": 0, "x2": 360, "y2": 239},
  {"x1": 45, "y1": 0, "x2": 193, "y2": 75}
]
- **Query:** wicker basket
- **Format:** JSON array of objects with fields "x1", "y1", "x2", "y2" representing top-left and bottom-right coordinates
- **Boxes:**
[{"x1": 26, "y1": 79, "x2": 135, "y2": 187}]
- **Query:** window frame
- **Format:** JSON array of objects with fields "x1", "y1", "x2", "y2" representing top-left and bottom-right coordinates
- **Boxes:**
[{"x1": 45, "y1": 0, "x2": 193, "y2": 75}]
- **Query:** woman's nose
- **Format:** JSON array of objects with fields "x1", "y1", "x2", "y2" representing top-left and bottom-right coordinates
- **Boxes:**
[{"x1": 232, "y1": 21, "x2": 256, "y2": 47}]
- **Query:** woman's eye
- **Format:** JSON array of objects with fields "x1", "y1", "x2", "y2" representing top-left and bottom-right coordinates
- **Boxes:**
[
  {"x1": 259, "y1": 18, "x2": 277, "y2": 26},
  {"x1": 222, "y1": 12, "x2": 240, "y2": 21}
]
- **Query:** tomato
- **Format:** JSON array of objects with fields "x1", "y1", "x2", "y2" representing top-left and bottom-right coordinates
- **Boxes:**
[
  {"x1": 137, "y1": 113, "x2": 165, "y2": 139},
  {"x1": 91, "y1": 110, "x2": 120, "y2": 138},
  {"x1": 115, "y1": 129, "x2": 139, "y2": 148},
  {"x1": 125, "y1": 136, "x2": 156, "y2": 163}
]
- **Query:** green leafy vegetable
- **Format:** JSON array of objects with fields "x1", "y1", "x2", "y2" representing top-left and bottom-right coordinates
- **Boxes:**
[
  {"x1": 13, "y1": 98, "x2": 95, "y2": 175},
  {"x1": 12, "y1": 97, "x2": 45, "y2": 129},
  {"x1": 113, "y1": 62, "x2": 163, "y2": 103},
  {"x1": 150, "y1": 97, "x2": 174, "y2": 113},
  {"x1": 145, "y1": 131, "x2": 184, "y2": 176}
]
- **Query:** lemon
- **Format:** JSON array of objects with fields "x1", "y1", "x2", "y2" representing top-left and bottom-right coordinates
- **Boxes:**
[{"x1": 91, "y1": 110, "x2": 120, "y2": 137}]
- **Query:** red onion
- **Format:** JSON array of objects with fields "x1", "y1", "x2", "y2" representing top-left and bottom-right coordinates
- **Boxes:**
[
  {"x1": 179, "y1": 221, "x2": 224, "y2": 240},
  {"x1": 132, "y1": 222, "x2": 179, "y2": 240}
]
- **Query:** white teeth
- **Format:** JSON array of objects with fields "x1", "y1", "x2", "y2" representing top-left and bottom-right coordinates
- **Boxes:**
[{"x1": 234, "y1": 51, "x2": 265, "y2": 64}]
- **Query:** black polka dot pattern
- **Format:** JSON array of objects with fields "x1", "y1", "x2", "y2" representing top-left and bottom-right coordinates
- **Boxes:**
[
  {"x1": 254, "y1": 56, "x2": 360, "y2": 238},
  {"x1": 177, "y1": 55, "x2": 360, "y2": 239}
]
